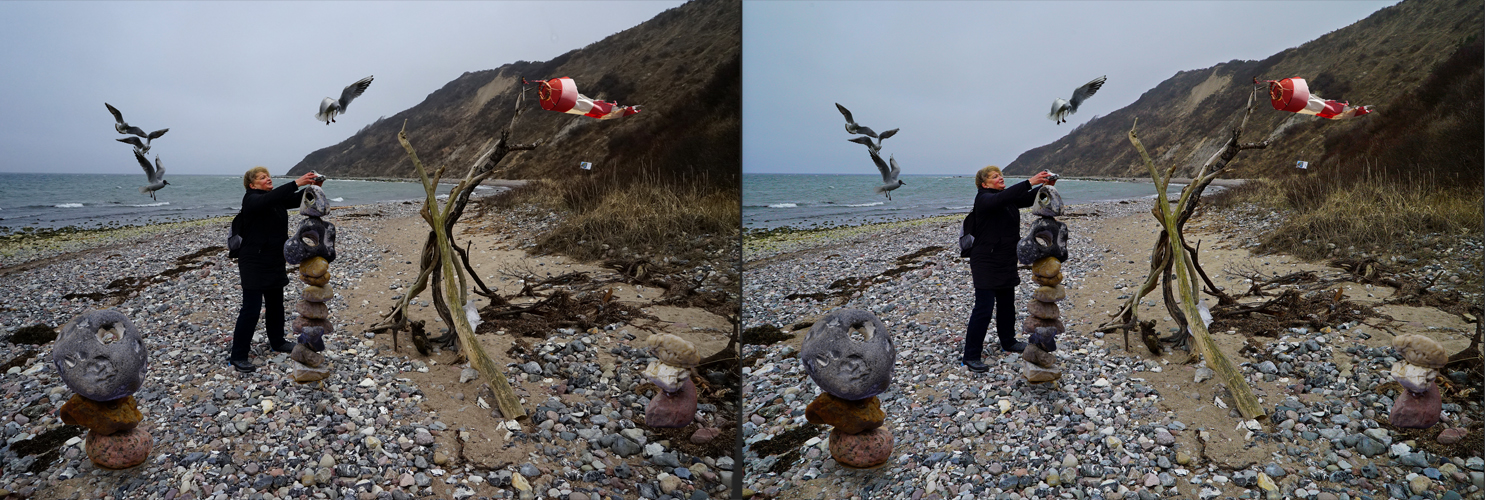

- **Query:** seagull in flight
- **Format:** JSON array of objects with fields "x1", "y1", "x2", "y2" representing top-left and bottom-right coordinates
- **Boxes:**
[
  {"x1": 835, "y1": 103, "x2": 879, "y2": 138},
  {"x1": 847, "y1": 128, "x2": 898, "y2": 154},
  {"x1": 105, "y1": 103, "x2": 155, "y2": 138},
  {"x1": 869, "y1": 149, "x2": 904, "y2": 200},
  {"x1": 115, "y1": 128, "x2": 169, "y2": 155},
  {"x1": 133, "y1": 150, "x2": 168, "y2": 200},
  {"x1": 316, "y1": 75, "x2": 374, "y2": 125},
  {"x1": 1049, "y1": 75, "x2": 1107, "y2": 124}
]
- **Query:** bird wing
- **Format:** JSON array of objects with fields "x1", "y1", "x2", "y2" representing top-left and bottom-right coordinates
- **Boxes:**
[
  {"x1": 337, "y1": 75, "x2": 374, "y2": 109},
  {"x1": 854, "y1": 125, "x2": 878, "y2": 138},
  {"x1": 847, "y1": 136, "x2": 875, "y2": 147},
  {"x1": 146, "y1": 128, "x2": 169, "y2": 140},
  {"x1": 835, "y1": 103, "x2": 854, "y2": 124},
  {"x1": 877, "y1": 128, "x2": 899, "y2": 141},
  {"x1": 117, "y1": 136, "x2": 145, "y2": 148},
  {"x1": 153, "y1": 155, "x2": 165, "y2": 183},
  {"x1": 889, "y1": 154, "x2": 901, "y2": 179},
  {"x1": 1068, "y1": 75, "x2": 1107, "y2": 109},
  {"x1": 123, "y1": 125, "x2": 148, "y2": 138},
  {"x1": 869, "y1": 150, "x2": 892, "y2": 182},
  {"x1": 105, "y1": 103, "x2": 124, "y2": 124},
  {"x1": 134, "y1": 149, "x2": 157, "y2": 181}
]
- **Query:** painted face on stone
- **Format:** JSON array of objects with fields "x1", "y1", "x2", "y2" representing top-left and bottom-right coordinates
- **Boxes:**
[
  {"x1": 53, "y1": 310, "x2": 147, "y2": 402},
  {"x1": 800, "y1": 309, "x2": 896, "y2": 401}
]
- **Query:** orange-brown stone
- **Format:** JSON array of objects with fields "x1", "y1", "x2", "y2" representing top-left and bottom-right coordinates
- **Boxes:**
[
  {"x1": 1032, "y1": 257, "x2": 1062, "y2": 278},
  {"x1": 805, "y1": 393, "x2": 885, "y2": 434},
  {"x1": 1021, "y1": 316, "x2": 1066, "y2": 336},
  {"x1": 299, "y1": 271, "x2": 329, "y2": 286},
  {"x1": 1032, "y1": 271, "x2": 1064, "y2": 286},
  {"x1": 59, "y1": 395, "x2": 141, "y2": 435}
]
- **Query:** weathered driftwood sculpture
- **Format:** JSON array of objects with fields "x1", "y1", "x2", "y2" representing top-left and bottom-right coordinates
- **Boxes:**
[
  {"x1": 366, "y1": 91, "x2": 538, "y2": 422},
  {"x1": 1098, "y1": 85, "x2": 1271, "y2": 421}
]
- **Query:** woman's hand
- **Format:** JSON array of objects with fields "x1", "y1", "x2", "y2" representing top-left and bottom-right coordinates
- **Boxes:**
[
  {"x1": 1030, "y1": 171, "x2": 1053, "y2": 185},
  {"x1": 294, "y1": 172, "x2": 318, "y2": 187}
]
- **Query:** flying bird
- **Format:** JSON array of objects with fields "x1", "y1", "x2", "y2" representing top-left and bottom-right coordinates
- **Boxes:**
[
  {"x1": 1049, "y1": 75, "x2": 1107, "y2": 124},
  {"x1": 105, "y1": 103, "x2": 151, "y2": 137},
  {"x1": 316, "y1": 75, "x2": 374, "y2": 125},
  {"x1": 869, "y1": 149, "x2": 905, "y2": 200},
  {"x1": 846, "y1": 128, "x2": 899, "y2": 154},
  {"x1": 115, "y1": 128, "x2": 169, "y2": 155},
  {"x1": 133, "y1": 150, "x2": 168, "y2": 200},
  {"x1": 835, "y1": 103, "x2": 878, "y2": 138}
]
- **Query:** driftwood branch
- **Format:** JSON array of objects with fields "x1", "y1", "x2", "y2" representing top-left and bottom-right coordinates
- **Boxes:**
[{"x1": 1100, "y1": 87, "x2": 1270, "y2": 422}]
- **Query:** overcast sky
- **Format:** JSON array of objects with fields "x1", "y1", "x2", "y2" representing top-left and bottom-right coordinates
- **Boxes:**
[
  {"x1": 0, "y1": 1, "x2": 683, "y2": 176},
  {"x1": 743, "y1": 0, "x2": 1402, "y2": 176}
]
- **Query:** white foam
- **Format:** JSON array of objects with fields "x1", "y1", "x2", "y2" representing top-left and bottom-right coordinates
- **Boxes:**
[
  {"x1": 129, "y1": 202, "x2": 170, "y2": 207},
  {"x1": 767, "y1": 203, "x2": 797, "y2": 208},
  {"x1": 845, "y1": 202, "x2": 884, "y2": 207},
  {"x1": 55, "y1": 203, "x2": 84, "y2": 208},
  {"x1": 330, "y1": 197, "x2": 344, "y2": 202}
]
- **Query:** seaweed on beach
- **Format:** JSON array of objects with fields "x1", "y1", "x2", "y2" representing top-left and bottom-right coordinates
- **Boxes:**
[
  {"x1": 750, "y1": 423, "x2": 824, "y2": 475},
  {"x1": 475, "y1": 290, "x2": 651, "y2": 339},
  {"x1": 742, "y1": 324, "x2": 793, "y2": 346},
  {"x1": 783, "y1": 245, "x2": 945, "y2": 303},
  {"x1": 7, "y1": 324, "x2": 56, "y2": 345},
  {"x1": 61, "y1": 246, "x2": 220, "y2": 306},
  {"x1": 10, "y1": 425, "x2": 86, "y2": 474}
]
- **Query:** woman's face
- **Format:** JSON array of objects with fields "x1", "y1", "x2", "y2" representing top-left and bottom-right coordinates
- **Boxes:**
[
  {"x1": 981, "y1": 171, "x2": 1006, "y2": 190},
  {"x1": 250, "y1": 172, "x2": 273, "y2": 191}
]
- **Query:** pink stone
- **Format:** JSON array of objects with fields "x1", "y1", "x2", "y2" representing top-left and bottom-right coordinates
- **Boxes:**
[
  {"x1": 85, "y1": 427, "x2": 152, "y2": 469},
  {"x1": 690, "y1": 427, "x2": 721, "y2": 444},
  {"x1": 1390, "y1": 384, "x2": 1442, "y2": 429},
  {"x1": 829, "y1": 426, "x2": 893, "y2": 469},
  {"x1": 1437, "y1": 427, "x2": 1468, "y2": 444},
  {"x1": 644, "y1": 378, "x2": 697, "y2": 428}
]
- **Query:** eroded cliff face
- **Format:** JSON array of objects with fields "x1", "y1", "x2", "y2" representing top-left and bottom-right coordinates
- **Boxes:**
[
  {"x1": 1005, "y1": 0, "x2": 1481, "y2": 180},
  {"x1": 289, "y1": 0, "x2": 740, "y2": 188}
]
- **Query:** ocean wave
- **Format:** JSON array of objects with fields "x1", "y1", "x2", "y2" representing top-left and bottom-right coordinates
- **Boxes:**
[
  {"x1": 844, "y1": 202, "x2": 884, "y2": 207},
  {"x1": 767, "y1": 203, "x2": 797, "y2": 208},
  {"x1": 55, "y1": 203, "x2": 84, "y2": 208},
  {"x1": 129, "y1": 202, "x2": 170, "y2": 207},
  {"x1": 942, "y1": 205, "x2": 972, "y2": 210},
  {"x1": 330, "y1": 197, "x2": 345, "y2": 202}
]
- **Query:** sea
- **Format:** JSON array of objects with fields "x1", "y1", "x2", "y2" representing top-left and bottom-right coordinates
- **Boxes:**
[
  {"x1": 0, "y1": 173, "x2": 497, "y2": 232},
  {"x1": 743, "y1": 173, "x2": 1189, "y2": 230}
]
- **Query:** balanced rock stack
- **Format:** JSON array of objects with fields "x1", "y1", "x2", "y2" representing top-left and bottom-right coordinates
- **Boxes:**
[
  {"x1": 52, "y1": 309, "x2": 152, "y2": 469},
  {"x1": 1388, "y1": 334, "x2": 1447, "y2": 428},
  {"x1": 284, "y1": 185, "x2": 337, "y2": 383},
  {"x1": 641, "y1": 333, "x2": 701, "y2": 428},
  {"x1": 800, "y1": 309, "x2": 896, "y2": 469},
  {"x1": 1016, "y1": 185, "x2": 1070, "y2": 384}
]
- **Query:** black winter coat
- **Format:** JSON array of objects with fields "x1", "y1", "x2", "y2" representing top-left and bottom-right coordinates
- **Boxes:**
[
  {"x1": 237, "y1": 182, "x2": 303, "y2": 290},
  {"x1": 967, "y1": 180, "x2": 1040, "y2": 289}
]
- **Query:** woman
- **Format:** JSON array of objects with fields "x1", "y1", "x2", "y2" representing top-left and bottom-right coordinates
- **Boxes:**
[
  {"x1": 962, "y1": 166, "x2": 1052, "y2": 373},
  {"x1": 229, "y1": 167, "x2": 319, "y2": 372}
]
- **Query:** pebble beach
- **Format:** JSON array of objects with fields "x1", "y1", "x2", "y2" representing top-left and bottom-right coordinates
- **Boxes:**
[
  {"x1": 0, "y1": 194, "x2": 740, "y2": 500},
  {"x1": 741, "y1": 197, "x2": 1483, "y2": 500}
]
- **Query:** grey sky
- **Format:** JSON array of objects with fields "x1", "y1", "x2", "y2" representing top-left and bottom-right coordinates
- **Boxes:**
[
  {"x1": 0, "y1": 1, "x2": 683, "y2": 176},
  {"x1": 743, "y1": 1, "x2": 1401, "y2": 175}
]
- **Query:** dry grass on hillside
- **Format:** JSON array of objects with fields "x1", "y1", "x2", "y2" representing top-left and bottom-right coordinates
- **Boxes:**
[{"x1": 494, "y1": 167, "x2": 738, "y2": 262}]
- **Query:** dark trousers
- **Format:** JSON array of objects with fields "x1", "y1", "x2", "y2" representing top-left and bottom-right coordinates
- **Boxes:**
[
  {"x1": 231, "y1": 286, "x2": 287, "y2": 361},
  {"x1": 963, "y1": 287, "x2": 1017, "y2": 362}
]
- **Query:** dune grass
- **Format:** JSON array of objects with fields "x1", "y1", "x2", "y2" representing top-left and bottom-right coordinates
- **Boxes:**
[{"x1": 495, "y1": 165, "x2": 738, "y2": 262}]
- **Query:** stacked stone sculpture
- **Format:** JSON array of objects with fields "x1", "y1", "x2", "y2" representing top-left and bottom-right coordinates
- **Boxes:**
[
  {"x1": 801, "y1": 309, "x2": 896, "y2": 469},
  {"x1": 285, "y1": 185, "x2": 336, "y2": 383},
  {"x1": 641, "y1": 333, "x2": 701, "y2": 428},
  {"x1": 1388, "y1": 334, "x2": 1447, "y2": 428},
  {"x1": 52, "y1": 309, "x2": 152, "y2": 469},
  {"x1": 1016, "y1": 185, "x2": 1070, "y2": 384}
]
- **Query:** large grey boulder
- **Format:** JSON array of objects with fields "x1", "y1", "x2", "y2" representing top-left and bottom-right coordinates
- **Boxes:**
[
  {"x1": 52, "y1": 310, "x2": 147, "y2": 402},
  {"x1": 800, "y1": 309, "x2": 895, "y2": 401},
  {"x1": 299, "y1": 185, "x2": 330, "y2": 218},
  {"x1": 1016, "y1": 217, "x2": 1069, "y2": 265},
  {"x1": 1031, "y1": 185, "x2": 1064, "y2": 217}
]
